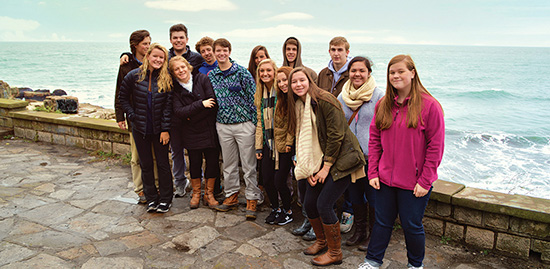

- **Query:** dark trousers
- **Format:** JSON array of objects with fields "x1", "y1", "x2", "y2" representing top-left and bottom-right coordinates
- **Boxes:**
[
  {"x1": 261, "y1": 146, "x2": 292, "y2": 211},
  {"x1": 304, "y1": 173, "x2": 351, "y2": 224},
  {"x1": 187, "y1": 147, "x2": 220, "y2": 179},
  {"x1": 366, "y1": 182, "x2": 432, "y2": 267},
  {"x1": 348, "y1": 166, "x2": 376, "y2": 208},
  {"x1": 132, "y1": 130, "x2": 173, "y2": 204}
]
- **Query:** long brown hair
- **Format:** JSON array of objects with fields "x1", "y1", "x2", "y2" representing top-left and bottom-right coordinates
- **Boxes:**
[
  {"x1": 248, "y1": 45, "x2": 270, "y2": 81},
  {"x1": 375, "y1": 54, "x2": 437, "y2": 130},
  {"x1": 253, "y1": 59, "x2": 277, "y2": 107},
  {"x1": 275, "y1": 66, "x2": 292, "y2": 118},
  {"x1": 138, "y1": 43, "x2": 172, "y2": 93},
  {"x1": 287, "y1": 67, "x2": 342, "y2": 135}
]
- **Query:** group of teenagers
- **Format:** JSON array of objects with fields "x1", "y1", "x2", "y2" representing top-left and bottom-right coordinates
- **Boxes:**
[{"x1": 114, "y1": 23, "x2": 445, "y2": 269}]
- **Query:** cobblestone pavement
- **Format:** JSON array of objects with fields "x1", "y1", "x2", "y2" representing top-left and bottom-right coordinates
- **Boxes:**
[{"x1": 0, "y1": 139, "x2": 546, "y2": 268}]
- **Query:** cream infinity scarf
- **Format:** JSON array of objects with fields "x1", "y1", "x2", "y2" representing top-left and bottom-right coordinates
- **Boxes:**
[{"x1": 341, "y1": 76, "x2": 376, "y2": 111}]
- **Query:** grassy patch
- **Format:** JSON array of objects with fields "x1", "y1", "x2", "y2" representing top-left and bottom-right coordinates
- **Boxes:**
[
  {"x1": 33, "y1": 105, "x2": 63, "y2": 113},
  {"x1": 440, "y1": 235, "x2": 451, "y2": 244}
]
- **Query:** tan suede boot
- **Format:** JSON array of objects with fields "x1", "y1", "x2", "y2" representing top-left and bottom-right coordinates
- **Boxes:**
[
  {"x1": 189, "y1": 178, "x2": 201, "y2": 209},
  {"x1": 303, "y1": 218, "x2": 327, "y2": 255},
  {"x1": 203, "y1": 178, "x2": 219, "y2": 208},
  {"x1": 311, "y1": 222, "x2": 343, "y2": 266}
]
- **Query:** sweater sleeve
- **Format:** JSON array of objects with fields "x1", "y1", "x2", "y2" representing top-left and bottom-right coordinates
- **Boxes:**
[
  {"x1": 161, "y1": 90, "x2": 172, "y2": 132},
  {"x1": 417, "y1": 101, "x2": 445, "y2": 190}
]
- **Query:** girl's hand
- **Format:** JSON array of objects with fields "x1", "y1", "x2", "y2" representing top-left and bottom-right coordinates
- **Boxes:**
[
  {"x1": 160, "y1": 132, "x2": 170, "y2": 145},
  {"x1": 369, "y1": 177, "x2": 380, "y2": 190},
  {"x1": 314, "y1": 165, "x2": 331, "y2": 184},
  {"x1": 120, "y1": 55, "x2": 129, "y2": 65},
  {"x1": 413, "y1": 183, "x2": 429, "y2": 197},
  {"x1": 202, "y1": 98, "x2": 215, "y2": 108},
  {"x1": 256, "y1": 152, "x2": 262, "y2": 160},
  {"x1": 285, "y1": 146, "x2": 292, "y2": 153},
  {"x1": 117, "y1": 121, "x2": 127, "y2": 130},
  {"x1": 307, "y1": 175, "x2": 317, "y2": 187}
]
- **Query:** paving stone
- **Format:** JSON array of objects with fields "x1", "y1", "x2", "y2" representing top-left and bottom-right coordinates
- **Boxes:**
[
  {"x1": 120, "y1": 231, "x2": 160, "y2": 249},
  {"x1": 68, "y1": 199, "x2": 103, "y2": 209},
  {"x1": 56, "y1": 247, "x2": 88, "y2": 260},
  {"x1": 18, "y1": 202, "x2": 84, "y2": 226},
  {"x1": 81, "y1": 257, "x2": 143, "y2": 269},
  {"x1": 235, "y1": 243, "x2": 262, "y2": 257},
  {"x1": 93, "y1": 240, "x2": 129, "y2": 256},
  {"x1": 1, "y1": 253, "x2": 73, "y2": 269},
  {"x1": 282, "y1": 258, "x2": 310, "y2": 269},
  {"x1": 49, "y1": 189, "x2": 75, "y2": 200},
  {"x1": 10, "y1": 194, "x2": 53, "y2": 209},
  {"x1": 9, "y1": 230, "x2": 90, "y2": 250},
  {"x1": 167, "y1": 207, "x2": 215, "y2": 223},
  {"x1": 8, "y1": 220, "x2": 48, "y2": 236},
  {"x1": 223, "y1": 220, "x2": 267, "y2": 242},
  {"x1": 214, "y1": 212, "x2": 244, "y2": 228},
  {"x1": 66, "y1": 212, "x2": 126, "y2": 240},
  {"x1": 172, "y1": 226, "x2": 220, "y2": 254},
  {"x1": 200, "y1": 239, "x2": 237, "y2": 260},
  {"x1": 144, "y1": 247, "x2": 197, "y2": 268},
  {"x1": 248, "y1": 228, "x2": 304, "y2": 256},
  {"x1": 0, "y1": 242, "x2": 36, "y2": 266},
  {"x1": 0, "y1": 219, "x2": 14, "y2": 241}
]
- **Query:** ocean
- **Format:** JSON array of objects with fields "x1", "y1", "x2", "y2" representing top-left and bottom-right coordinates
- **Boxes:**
[{"x1": 1, "y1": 41, "x2": 549, "y2": 199}]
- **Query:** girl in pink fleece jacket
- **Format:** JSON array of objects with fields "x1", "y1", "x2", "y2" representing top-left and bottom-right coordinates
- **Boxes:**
[{"x1": 359, "y1": 55, "x2": 445, "y2": 269}]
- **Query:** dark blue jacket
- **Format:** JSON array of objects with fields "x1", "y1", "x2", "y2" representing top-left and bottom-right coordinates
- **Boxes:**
[
  {"x1": 119, "y1": 68, "x2": 172, "y2": 136},
  {"x1": 172, "y1": 73, "x2": 218, "y2": 149}
]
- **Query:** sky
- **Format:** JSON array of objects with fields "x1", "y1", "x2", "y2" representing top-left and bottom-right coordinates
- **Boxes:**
[{"x1": 1, "y1": 0, "x2": 549, "y2": 47}]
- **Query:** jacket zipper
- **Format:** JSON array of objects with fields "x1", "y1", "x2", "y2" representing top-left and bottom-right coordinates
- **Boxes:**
[{"x1": 390, "y1": 106, "x2": 400, "y2": 186}]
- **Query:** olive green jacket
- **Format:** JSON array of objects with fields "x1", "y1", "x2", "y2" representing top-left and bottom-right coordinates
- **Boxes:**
[{"x1": 315, "y1": 96, "x2": 365, "y2": 181}]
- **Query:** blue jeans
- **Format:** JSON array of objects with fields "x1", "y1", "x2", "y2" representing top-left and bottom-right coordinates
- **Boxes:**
[{"x1": 365, "y1": 182, "x2": 432, "y2": 267}]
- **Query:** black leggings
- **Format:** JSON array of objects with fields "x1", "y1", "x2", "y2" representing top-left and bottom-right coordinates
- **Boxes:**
[
  {"x1": 132, "y1": 130, "x2": 173, "y2": 204},
  {"x1": 304, "y1": 173, "x2": 351, "y2": 224},
  {"x1": 187, "y1": 147, "x2": 220, "y2": 179},
  {"x1": 261, "y1": 146, "x2": 292, "y2": 210}
]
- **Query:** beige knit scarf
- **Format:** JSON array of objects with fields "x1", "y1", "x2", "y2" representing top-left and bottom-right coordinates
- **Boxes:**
[
  {"x1": 294, "y1": 94, "x2": 323, "y2": 180},
  {"x1": 341, "y1": 76, "x2": 377, "y2": 111}
]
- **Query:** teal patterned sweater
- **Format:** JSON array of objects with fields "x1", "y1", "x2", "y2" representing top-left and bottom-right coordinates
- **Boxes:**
[{"x1": 208, "y1": 61, "x2": 257, "y2": 125}]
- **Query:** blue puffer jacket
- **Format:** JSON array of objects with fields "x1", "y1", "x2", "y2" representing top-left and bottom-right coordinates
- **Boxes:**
[{"x1": 119, "y1": 68, "x2": 172, "y2": 136}]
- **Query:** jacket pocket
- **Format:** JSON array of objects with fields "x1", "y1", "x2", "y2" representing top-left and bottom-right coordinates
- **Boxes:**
[{"x1": 335, "y1": 147, "x2": 364, "y2": 172}]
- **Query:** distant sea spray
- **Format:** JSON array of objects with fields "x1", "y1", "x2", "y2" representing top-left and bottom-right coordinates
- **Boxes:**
[{"x1": 1, "y1": 42, "x2": 549, "y2": 199}]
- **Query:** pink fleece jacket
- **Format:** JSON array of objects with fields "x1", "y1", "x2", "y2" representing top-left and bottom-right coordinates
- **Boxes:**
[{"x1": 368, "y1": 94, "x2": 445, "y2": 191}]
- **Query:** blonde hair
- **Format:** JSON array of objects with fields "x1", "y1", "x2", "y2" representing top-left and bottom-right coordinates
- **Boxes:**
[
  {"x1": 169, "y1": 56, "x2": 193, "y2": 75},
  {"x1": 254, "y1": 58, "x2": 278, "y2": 107},
  {"x1": 138, "y1": 43, "x2": 172, "y2": 93}
]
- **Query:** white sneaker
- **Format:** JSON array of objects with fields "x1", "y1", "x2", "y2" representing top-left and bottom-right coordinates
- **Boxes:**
[
  {"x1": 407, "y1": 264, "x2": 424, "y2": 269},
  {"x1": 340, "y1": 212, "x2": 354, "y2": 233},
  {"x1": 174, "y1": 179, "x2": 190, "y2": 197},
  {"x1": 358, "y1": 262, "x2": 379, "y2": 269}
]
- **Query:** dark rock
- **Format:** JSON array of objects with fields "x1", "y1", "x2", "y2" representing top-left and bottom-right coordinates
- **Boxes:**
[
  {"x1": 44, "y1": 96, "x2": 79, "y2": 113},
  {"x1": 52, "y1": 89, "x2": 67, "y2": 96},
  {"x1": 17, "y1": 88, "x2": 33, "y2": 99},
  {"x1": 24, "y1": 91, "x2": 51, "y2": 101},
  {"x1": 35, "y1": 89, "x2": 51, "y2": 93}
]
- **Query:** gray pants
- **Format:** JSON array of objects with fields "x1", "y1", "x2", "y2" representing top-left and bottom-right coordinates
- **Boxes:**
[{"x1": 216, "y1": 121, "x2": 261, "y2": 200}]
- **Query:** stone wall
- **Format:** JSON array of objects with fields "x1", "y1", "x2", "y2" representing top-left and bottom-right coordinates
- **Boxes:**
[
  {"x1": 0, "y1": 99, "x2": 129, "y2": 155},
  {"x1": 424, "y1": 180, "x2": 550, "y2": 262},
  {"x1": 1, "y1": 98, "x2": 549, "y2": 263}
]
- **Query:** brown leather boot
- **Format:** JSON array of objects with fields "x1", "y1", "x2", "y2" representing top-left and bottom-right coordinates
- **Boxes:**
[
  {"x1": 303, "y1": 218, "x2": 327, "y2": 255},
  {"x1": 346, "y1": 203, "x2": 368, "y2": 246},
  {"x1": 189, "y1": 178, "x2": 201, "y2": 209},
  {"x1": 245, "y1": 200, "x2": 257, "y2": 220},
  {"x1": 311, "y1": 222, "x2": 343, "y2": 266},
  {"x1": 358, "y1": 205, "x2": 375, "y2": 251},
  {"x1": 203, "y1": 178, "x2": 219, "y2": 208},
  {"x1": 214, "y1": 192, "x2": 239, "y2": 212}
]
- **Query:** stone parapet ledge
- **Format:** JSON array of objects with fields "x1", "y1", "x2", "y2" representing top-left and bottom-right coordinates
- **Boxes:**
[
  {"x1": 0, "y1": 98, "x2": 28, "y2": 110},
  {"x1": 9, "y1": 110, "x2": 125, "y2": 134},
  {"x1": 431, "y1": 180, "x2": 465, "y2": 204},
  {"x1": 453, "y1": 187, "x2": 550, "y2": 224}
]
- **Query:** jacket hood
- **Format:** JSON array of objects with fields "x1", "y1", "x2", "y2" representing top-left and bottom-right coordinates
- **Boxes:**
[{"x1": 282, "y1": 37, "x2": 304, "y2": 68}]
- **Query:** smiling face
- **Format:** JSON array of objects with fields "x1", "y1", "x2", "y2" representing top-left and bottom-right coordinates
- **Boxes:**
[
  {"x1": 329, "y1": 44, "x2": 349, "y2": 68},
  {"x1": 199, "y1": 44, "x2": 214, "y2": 64},
  {"x1": 136, "y1": 36, "x2": 151, "y2": 59},
  {"x1": 277, "y1": 72, "x2": 288, "y2": 93},
  {"x1": 291, "y1": 71, "x2": 309, "y2": 100},
  {"x1": 349, "y1": 61, "x2": 370, "y2": 89},
  {"x1": 147, "y1": 48, "x2": 165, "y2": 71},
  {"x1": 258, "y1": 62, "x2": 275, "y2": 84},
  {"x1": 172, "y1": 60, "x2": 190, "y2": 83},
  {"x1": 214, "y1": 45, "x2": 231, "y2": 65},
  {"x1": 389, "y1": 61, "x2": 415, "y2": 92},
  {"x1": 170, "y1": 31, "x2": 188, "y2": 52},
  {"x1": 285, "y1": 44, "x2": 297, "y2": 64},
  {"x1": 254, "y1": 50, "x2": 267, "y2": 65}
]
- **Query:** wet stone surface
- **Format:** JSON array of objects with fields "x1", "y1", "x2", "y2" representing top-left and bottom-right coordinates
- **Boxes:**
[{"x1": 0, "y1": 139, "x2": 546, "y2": 268}]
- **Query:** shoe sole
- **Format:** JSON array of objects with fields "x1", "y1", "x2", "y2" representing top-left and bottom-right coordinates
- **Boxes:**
[
  {"x1": 277, "y1": 218, "x2": 293, "y2": 225},
  {"x1": 214, "y1": 204, "x2": 237, "y2": 212},
  {"x1": 157, "y1": 208, "x2": 170, "y2": 213}
]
